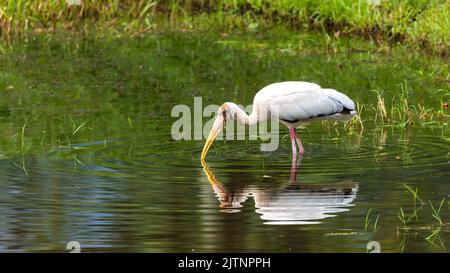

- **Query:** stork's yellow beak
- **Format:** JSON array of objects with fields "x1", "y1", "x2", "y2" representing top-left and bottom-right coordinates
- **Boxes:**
[{"x1": 201, "y1": 116, "x2": 224, "y2": 160}]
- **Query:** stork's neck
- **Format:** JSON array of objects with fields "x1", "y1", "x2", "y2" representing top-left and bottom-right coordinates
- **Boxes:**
[{"x1": 228, "y1": 103, "x2": 259, "y2": 126}]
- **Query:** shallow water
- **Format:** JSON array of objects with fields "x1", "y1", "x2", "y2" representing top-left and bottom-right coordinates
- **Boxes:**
[{"x1": 0, "y1": 30, "x2": 448, "y2": 252}]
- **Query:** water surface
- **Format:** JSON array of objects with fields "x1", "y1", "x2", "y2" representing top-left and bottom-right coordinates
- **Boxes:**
[{"x1": 0, "y1": 30, "x2": 448, "y2": 252}]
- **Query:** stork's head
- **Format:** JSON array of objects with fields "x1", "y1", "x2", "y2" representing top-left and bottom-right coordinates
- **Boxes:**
[
  {"x1": 218, "y1": 102, "x2": 240, "y2": 122},
  {"x1": 201, "y1": 103, "x2": 238, "y2": 160}
]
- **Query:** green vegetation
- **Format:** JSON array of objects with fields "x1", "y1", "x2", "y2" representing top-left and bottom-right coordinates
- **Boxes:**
[
  {"x1": 365, "y1": 208, "x2": 380, "y2": 232},
  {"x1": 426, "y1": 198, "x2": 446, "y2": 249},
  {"x1": 326, "y1": 81, "x2": 449, "y2": 134},
  {"x1": 0, "y1": 28, "x2": 447, "y2": 160},
  {"x1": 369, "y1": 82, "x2": 449, "y2": 130},
  {"x1": 403, "y1": 183, "x2": 424, "y2": 205},
  {"x1": 397, "y1": 185, "x2": 447, "y2": 251},
  {"x1": 0, "y1": 0, "x2": 449, "y2": 55}
]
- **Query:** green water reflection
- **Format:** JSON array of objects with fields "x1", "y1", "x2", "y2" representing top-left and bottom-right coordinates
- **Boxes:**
[{"x1": 0, "y1": 30, "x2": 448, "y2": 252}]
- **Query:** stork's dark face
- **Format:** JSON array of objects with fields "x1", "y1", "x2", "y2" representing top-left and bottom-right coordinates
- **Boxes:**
[
  {"x1": 217, "y1": 103, "x2": 235, "y2": 124},
  {"x1": 201, "y1": 103, "x2": 235, "y2": 160}
]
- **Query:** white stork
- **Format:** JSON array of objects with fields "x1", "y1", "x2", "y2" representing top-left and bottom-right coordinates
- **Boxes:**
[{"x1": 201, "y1": 81, "x2": 357, "y2": 159}]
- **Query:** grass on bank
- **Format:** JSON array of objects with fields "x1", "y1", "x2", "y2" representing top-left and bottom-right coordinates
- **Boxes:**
[
  {"x1": 0, "y1": 0, "x2": 449, "y2": 55},
  {"x1": 325, "y1": 82, "x2": 449, "y2": 134},
  {"x1": 368, "y1": 81, "x2": 449, "y2": 128}
]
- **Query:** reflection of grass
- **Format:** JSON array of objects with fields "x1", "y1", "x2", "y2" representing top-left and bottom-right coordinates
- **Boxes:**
[
  {"x1": 365, "y1": 208, "x2": 373, "y2": 230},
  {"x1": 398, "y1": 207, "x2": 420, "y2": 227},
  {"x1": 365, "y1": 208, "x2": 380, "y2": 233},
  {"x1": 429, "y1": 199, "x2": 445, "y2": 226},
  {"x1": 403, "y1": 183, "x2": 424, "y2": 206},
  {"x1": 398, "y1": 184, "x2": 424, "y2": 226},
  {"x1": 399, "y1": 235, "x2": 407, "y2": 253},
  {"x1": 426, "y1": 198, "x2": 446, "y2": 250},
  {"x1": 426, "y1": 229, "x2": 445, "y2": 250},
  {"x1": 397, "y1": 185, "x2": 447, "y2": 251},
  {"x1": 398, "y1": 208, "x2": 406, "y2": 226},
  {"x1": 398, "y1": 223, "x2": 448, "y2": 252}
]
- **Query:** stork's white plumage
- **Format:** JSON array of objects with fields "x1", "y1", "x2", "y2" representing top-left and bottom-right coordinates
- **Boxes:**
[{"x1": 201, "y1": 81, "x2": 357, "y2": 160}]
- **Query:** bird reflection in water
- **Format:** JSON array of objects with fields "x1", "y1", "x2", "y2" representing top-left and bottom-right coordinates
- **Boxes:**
[{"x1": 201, "y1": 157, "x2": 358, "y2": 225}]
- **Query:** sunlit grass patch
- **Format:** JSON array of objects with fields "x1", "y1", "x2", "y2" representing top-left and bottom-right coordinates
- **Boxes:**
[{"x1": 0, "y1": 0, "x2": 449, "y2": 55}]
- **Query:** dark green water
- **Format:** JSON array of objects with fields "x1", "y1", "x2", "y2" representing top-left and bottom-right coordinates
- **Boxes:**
[{"x1": 0, "y1": 30, "x2": 448, "y2": 252}]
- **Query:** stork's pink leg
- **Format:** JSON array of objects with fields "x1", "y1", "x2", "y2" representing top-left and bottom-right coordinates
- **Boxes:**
[
  {"x1": 289, "y1": 128, "x2": 298, "y2": 157},
  {"x1": 289, "y1": 128, "x2": 304, "y2": 182},
  {"x1": 295, "y1": 133, "x2": 305, "y2": 155},
  {"x1": 290, "y1": 128, "x2": 305, "y2": 155},
  {"x1": 290, "y1": 154, "x2": 302, "y2": 182}
]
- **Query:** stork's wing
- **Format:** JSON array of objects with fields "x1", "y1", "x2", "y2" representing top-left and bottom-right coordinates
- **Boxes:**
[{"x1": 254, "y1": 82, "x2": 355, "y2": 122}]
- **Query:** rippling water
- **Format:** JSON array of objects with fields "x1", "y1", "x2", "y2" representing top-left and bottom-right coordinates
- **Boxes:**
[{"x1": 0, "y1": 30, "x2": 448, "y2": 252}]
